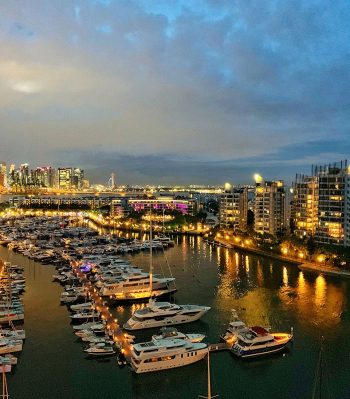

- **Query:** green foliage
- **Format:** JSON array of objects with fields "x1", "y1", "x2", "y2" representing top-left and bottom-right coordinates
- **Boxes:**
[
  {"x1": 205, "y1": 200, "x2": 219, "y2": 215},
  {"x1": 0, "y1": 202, "x2": 10, "y2": 212},
  {"x1": 247, "y1": 209, "x2": 254, "y2": 226}
]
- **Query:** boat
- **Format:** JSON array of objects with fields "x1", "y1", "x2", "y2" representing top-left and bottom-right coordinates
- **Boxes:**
[
  {"x1": 0, "y1": 354, "x2": 17, "y2": 365},
  {"x1": 72, "y1": 321, "x2": 104, "y2": 331},
  {"x1": 84, "y1": 343, "x2": 116, "y2": 357},
  {"x1": 220, "y1": 309, "x2": 248, "y2": 347},
  {"x1": 152, "y1": 327, "x2": 206, "y2": 343},
  {"x1": 231, "y1": 326, "x2": 293, "y2": 358},
  {"x1": 130, "y1": 338, "x2": 208, "y2": 373},
  {"x1": 0, "y1": 311, "x2": 24, "y2": 324},
  {"x1": 99, "y1": 274, "x2": 176, "y2": 300},
  {"x1": 99, "y1": 213, "x2": 176, "y2": 301},
  {"x1": 70, "y1": 311, "x2": 100, "y2": 321},
  {"x1": 81, "y1": 334, "x2": 113, "y2": 344},
  {"x1": 0, "y1": 339, "x2": 23, "y2": 355},
  {"x1": 123, "y1": 298, "x2": 210, "y2": 330},
  {"x1": 70, "y1": 302, "x2": 94, "y2": 312},
  {"x1": 0, "y1": 329, "x2": 26, "y2": 341}
]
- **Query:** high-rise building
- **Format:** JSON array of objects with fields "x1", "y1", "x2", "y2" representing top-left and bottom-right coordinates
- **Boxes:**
[
  {"x1": 72, "y1": 168, "x2": 84, "y2": 190},
  {"x1": 34, "y1": 166, "x2": 55, "y2": 188},
  {"x1": 315, "y1": 161, "x2": 349, "y2": 246},
  {"x1": 293, "y1": 160, "x2": 350, "y2": 246},
  {"x1": 19, "y1": 163, "x2": 30, "y2": 186},
  {"x1": 293, "y1": 174, "x2": 318, "y2": 238},
  {"x1": 219, "y1": 183, "x2": 248, "y2": 230},
  {"x1": 57, "y1": 168, "x2": 73, "y2": 190},
  {"x1": 254, "y1": 179, "x2": 286, "y2": 236},
  {"x1": 110, "y1": 173, "x2": 116, "y2": 189},
  {"x1": 57, "y1": 167, "x2": 85, "y2": 190},
  {"x1": 0, "y1": 162, "x2": 6, "y2": 191}
]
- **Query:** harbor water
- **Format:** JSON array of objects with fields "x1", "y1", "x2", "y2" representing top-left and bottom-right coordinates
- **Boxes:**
[{"x1": 2, "y1": 233, "x2": 350, "y2": 399}]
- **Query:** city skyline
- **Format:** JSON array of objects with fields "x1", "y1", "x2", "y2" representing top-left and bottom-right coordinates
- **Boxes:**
[{"x1": 1, "y1": 1, "x2": 349, "y2": 184}]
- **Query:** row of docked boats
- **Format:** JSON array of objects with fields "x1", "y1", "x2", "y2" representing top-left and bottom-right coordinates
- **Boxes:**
[
  {"x1": 56, "y1": 279, "x2": 119, "y2": 358},
  {"x1": 0, "y1": 260, "x2": 27, "y2": 373}
]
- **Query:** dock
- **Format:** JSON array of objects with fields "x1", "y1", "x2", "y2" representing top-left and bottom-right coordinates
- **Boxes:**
[
  {"x1": 208, "y1": 343, "x2": 230, "y2": 352},
  {"x1": 71, "y1": 261, "x2": 132, "y2": 360}
]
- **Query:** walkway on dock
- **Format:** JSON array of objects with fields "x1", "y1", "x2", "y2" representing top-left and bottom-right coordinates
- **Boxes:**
[{"x1": 208, "y1": 343, "x2": 230, "y2": 352}]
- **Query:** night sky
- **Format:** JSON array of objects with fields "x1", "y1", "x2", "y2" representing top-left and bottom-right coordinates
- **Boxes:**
[{"x1": 0, "y1": 1, "x2": 349, "y2": 185}]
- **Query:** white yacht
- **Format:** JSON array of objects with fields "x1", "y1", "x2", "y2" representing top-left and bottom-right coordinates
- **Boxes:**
[
  {"x1": 70, "y1": 311, "x2": 100, "y2": 321},
  {"x1": 152, "y1": 327, "x2": 205, "y2": 343},
  {"x1": 231, "y1": 326, "x2": 293, "y2": 358},
  {"x1": 100, "y1": 213, "x2": 176, "y2": 301},
  {"x1": 99, "y1": 274, "x2": 176, "y2": 300},
  {"x1": 130, "y1": 338, "x2": 208, "y2": 373},
  {"x1": 123, "y1": 299, "x2": 210, "y2": 330},
  {"x1": 0, "y1": 310, "x2": 24, "y2": 323},
  {"x1": 84, "y1": 343, "x2": 116, "y2": 357},
  {"x1": 0, "y1": 339, "x2": 23, "y2": 354},
  {"x1": 220, "y1": 309, "x2": 248, "y2": 347},
  {"x1": 70, "y1": 302, "x2": 94, "y2": 312}
]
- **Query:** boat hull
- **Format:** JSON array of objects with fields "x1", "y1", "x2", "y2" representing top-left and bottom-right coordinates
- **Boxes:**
[
  {"x1": 232, "y1": 337, "x2": 292, "y2": 358},
  {"x1": 131, "y1": 347, "x2": 208, "y2": 373}
]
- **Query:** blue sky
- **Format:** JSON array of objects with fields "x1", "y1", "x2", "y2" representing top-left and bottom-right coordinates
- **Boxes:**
[{"x1": 0, "y1": 0, "x2": 349, "y2": 184}]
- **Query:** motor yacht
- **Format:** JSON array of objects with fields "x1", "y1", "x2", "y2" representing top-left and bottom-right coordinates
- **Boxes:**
[
  {"x1": 99, "y1": 273, "x2": 176, "y2": 300},
  {"x1": 123, "y1": 299, "x2": 210, "y2": 330},
  {"x1": 130, "y1": 338, "x2": 208, "y2": 373},
  {"x1": 231, "y1": 326, "x2": 293, "y2": 358},
  {"x1": 84, "y1": 343, "x2": 116, "y2": 357}
]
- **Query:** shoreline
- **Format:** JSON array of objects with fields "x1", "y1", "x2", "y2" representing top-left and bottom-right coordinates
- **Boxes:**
[
  {"x1": 210, "y1": 237, "x2": 301, "y2": 265},
  {"x1": 85, "y1": 216, "x2": 205, "y2": 236},
  {"x1": 210, "y1": 237, "x2": 350, "y2": 278}
]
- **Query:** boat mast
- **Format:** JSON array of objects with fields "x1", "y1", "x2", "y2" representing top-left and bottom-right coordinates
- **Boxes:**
[
  {"x1": 198, "y1": 351, "x2": 219, "y2": 399},
  {"x1": 149, "y1": 208, "x2": 153, "y2": 296},
  {"x1": 207, "y1": 351, "x2": 212, "y2": 399},
  {"x1": 1, "y1": 367, "x2": 9, "y2": 399},
  {"x1": 312, "y1": 338, "x2": 324, "y2": 399}
]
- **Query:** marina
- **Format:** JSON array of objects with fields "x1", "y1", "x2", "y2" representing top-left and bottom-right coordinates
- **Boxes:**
[{"x1": 0, "y1": 216, "x2": 350, "y2": 398}]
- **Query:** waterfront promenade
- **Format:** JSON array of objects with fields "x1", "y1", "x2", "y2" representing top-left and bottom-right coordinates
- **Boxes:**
[{"x1": 212, "y1": 236, "x2": 350, "y2": 279}]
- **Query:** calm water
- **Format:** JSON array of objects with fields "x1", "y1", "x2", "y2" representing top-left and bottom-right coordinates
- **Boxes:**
[{"x1": 2, "y1": 232, "x2": 350, "y2": 399}]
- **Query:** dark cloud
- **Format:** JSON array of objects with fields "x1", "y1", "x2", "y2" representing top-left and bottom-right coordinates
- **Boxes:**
[{"x1": 0, "y1": 0, "x2": 349, "y2": 183}]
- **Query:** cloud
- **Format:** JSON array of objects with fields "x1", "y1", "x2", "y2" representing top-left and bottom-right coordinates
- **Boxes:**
[{"x1": 0, "y1": 0, "x2": 349, "y2": 183}]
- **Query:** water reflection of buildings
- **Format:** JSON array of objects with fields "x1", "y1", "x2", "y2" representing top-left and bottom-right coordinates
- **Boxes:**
[
  {"x1": 214, "y1": 245, "x2": 346, "y2": 331},
  {"x1": 279, "y1": 270, "x2": 344, "y2": 329}
]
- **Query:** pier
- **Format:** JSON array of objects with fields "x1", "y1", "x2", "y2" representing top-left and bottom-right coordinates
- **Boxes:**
[
  {"x1": 71, "y1": 261, "x2": 132, "y2": 359},
  {"x1": 208, "y1": 343, "x2": 230, "y2": 352}
]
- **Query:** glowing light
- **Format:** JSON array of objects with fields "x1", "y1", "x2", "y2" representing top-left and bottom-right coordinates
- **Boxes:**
[{"x1": 254, "y1": 173, "x2": 263, "y2": 183}]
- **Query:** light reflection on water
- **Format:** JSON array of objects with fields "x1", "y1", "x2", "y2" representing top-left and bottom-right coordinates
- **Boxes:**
[{"x1": 5, "y1": 225, "x2": 350, "y2": 399}]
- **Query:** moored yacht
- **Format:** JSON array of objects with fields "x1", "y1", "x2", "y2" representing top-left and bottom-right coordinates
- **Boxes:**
[
  {"x1": 123, "y1": 299, "x2": 210, "y2": 330},
  {"x1": 231, "y1": 326, "x2": 293, "y2": 358},
  {"x1": 130, "y1": 338, "x2": 208, "y2": 373},
  {"x1": 99, "y1": 274, "x2": 176, "y2": 300},
  {"x1": 152, "y1": 327, "x2": 206, "y2": 343}
]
